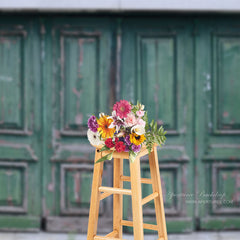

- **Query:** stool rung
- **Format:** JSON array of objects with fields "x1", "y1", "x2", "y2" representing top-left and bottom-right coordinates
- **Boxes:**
[
  {"x1": 120, "y1": 175, "x2": 152, "y2": 184},
  {"x1": 99, "y1": 186, "x2": 132, "y2": 195},
  {"x1": 121, "y1": 220, "x2": 158, "y2": 231},
  {"x1": 100, "y1": 192, "x2": 112, "y2": 200},
  {"x1": 142, "y1": 192, "x2": 159, "y2": 205},
  {"x1": 105, "y1": 230, "x2": 118, "y2": 237},
  {"x1": 94, "y1": 236, "x2": 126, "y2": 240}
]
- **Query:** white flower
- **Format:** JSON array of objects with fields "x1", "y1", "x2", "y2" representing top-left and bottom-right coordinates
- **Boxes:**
[
  {"x1": 87, "y1": 129, "x2": 103, "y2": 146},
  {"x1": 108, "y1": 110, "x2": 124, "y2": 132},
  {"x1": 131, "y1": 125, "x2": 145, "y2": 135},
  {"x1": 99, "y1": 112, "x2": 105, "y2": 118}
]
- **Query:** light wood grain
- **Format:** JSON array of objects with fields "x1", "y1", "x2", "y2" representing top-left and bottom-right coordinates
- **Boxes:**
[
  {"x1": 105, "y1": 230, "x2": 118, "y2": 237},
  {"x1": 113, "y1": 158, "x2": 123, "y2": 238},
  {"x1": 100, "y1": 192, "x2": 112, "y2": 201},
  {"x1": 149, "y1": 146, "x2": 168, "y2": 240},
  {"x1": 87, "y1": 144, "x2": 168, "y2": 240},
  {"x1": 129, "y1": 157, "x2": 144, "y2": 240},
  {"x1": 120, "y1": 175, "x2": 152, "y2": 184},
  {"x1": 94, "y1": 236, "x2": 126, "y2": 240},
  {"x1": 121, "y1": 220, "x2": 158, "y2": 231},
  {"x1": 87, "y1": 150, "x2": 104, "y2": 240},
  {"x1": 142, "y1": 192, "x2": 159, "y2": 206},
  {"x1": 99, "y1": 186, "x2": 131, "y2": 195}
]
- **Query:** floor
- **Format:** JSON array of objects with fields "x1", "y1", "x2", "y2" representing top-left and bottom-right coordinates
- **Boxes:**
[{"x1": 0, "y1": 232, "x2": 240, "y2": 240}]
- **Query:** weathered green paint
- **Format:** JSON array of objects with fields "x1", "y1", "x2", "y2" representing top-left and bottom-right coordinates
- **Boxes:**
[
  {"x1": 200, "y1": 216, "x2": 240, "y2": 230},
  {"x1": 121, "y1": 17, "x2": 194, "y2": 233},
  {"x1": 0, "y1": 17, "x2": 41, "y2": 231},
  {"x1": 195, "y1": 17, "x2": 240, "y2": 230},
  {"x1": 0, "y1": 14, "x2": 239, "y2": 233},
  {"x1": 42, "y1": 17, "x2": 114, "y2": 233},
  {"x1": 0, "y1": 216, "x2": 40, "y2": 231}
]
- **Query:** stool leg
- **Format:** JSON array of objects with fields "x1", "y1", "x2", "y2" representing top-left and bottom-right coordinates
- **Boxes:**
[
  {"x1": 87, "y1": 150, "x2": 104, "y2": 240},
  {"x1": 113, "y1": 158, "x2": 123, "y2": 238},
  {"x1": 149, "y1": 147, "x2": 168, "y2": 240},
  {"x1": 130, "y1": 157, "x2": 144, "y2": 240}
]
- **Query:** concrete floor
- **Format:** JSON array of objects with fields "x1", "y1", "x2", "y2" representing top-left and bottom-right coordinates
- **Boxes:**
[{"x1": 0, "y1": 232, "x2": 240, "y2": 240}]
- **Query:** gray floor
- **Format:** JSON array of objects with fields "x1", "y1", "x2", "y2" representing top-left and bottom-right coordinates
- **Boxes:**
[{"x1": 0, "y1": 232, "x2": 240, "y2": 240}]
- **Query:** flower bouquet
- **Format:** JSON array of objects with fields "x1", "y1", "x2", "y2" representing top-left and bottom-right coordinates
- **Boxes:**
[{"x1": 87, "y1": 100, "x2": 166, "y2": 163}]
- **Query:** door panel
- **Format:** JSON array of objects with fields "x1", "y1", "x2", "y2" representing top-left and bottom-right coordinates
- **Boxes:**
[
  {"x1": 43, "y1": 18, "x2": 114, "y2": 233},
  {"x1": 0, "y1": 18, "x2": 41, "y2": 230},
  {"x1": 121, "y1": 18, "x2": 194, "y2": 233},
  {"x1": 195, "y1": 18, "x2": 240, "y2": 230}
]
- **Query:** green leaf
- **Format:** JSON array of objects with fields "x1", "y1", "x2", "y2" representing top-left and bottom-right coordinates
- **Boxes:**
[
  {"x1": 99, "y1": 146, "x2": 110, "y2": 152},
  {"x1": 95, "y1": 152, "x2": 113, "y2": 164},
  {"x1": 150, "y1": 120, "x2": 154, "y2": 128}
]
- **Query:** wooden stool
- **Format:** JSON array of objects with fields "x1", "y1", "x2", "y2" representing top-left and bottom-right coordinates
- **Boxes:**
[{"x1": 87, "y1": 145, "x2": 168, "y2": 240}]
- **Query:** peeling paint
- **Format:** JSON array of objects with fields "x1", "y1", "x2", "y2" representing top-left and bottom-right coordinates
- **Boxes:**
[
  {"x1": 75, "y1": 113, "x2": 83, "y2": 125},
  {"x1": 78, "y1": 38, "x2": 84, "y2": 67},
  {"x1": 72, "y1": 88, "x2": 82, "y2": 98},
  {"x1": 0, "y1": 95, "x2": 5, "y2": 124},
  {"x1": 74, "y1": 172, "x2": 81, "y2": 202},
  {"x1": 0, "y1": 76, "x2": 13, "y2": 82},
  {"x1": 223, "y1": 111, "x2": 229, "y2": 117},
  {"x1": 48, "y1": 166, "x2": 56, "y2": 192}
]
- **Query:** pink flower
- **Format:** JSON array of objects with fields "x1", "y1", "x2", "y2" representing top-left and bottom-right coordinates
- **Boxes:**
[
  {"x1": 113, "y1": 100, "x2": 131, "y2": 119},
  {"x1": 125, "y1": 112, "x2": 137, "y2": 127},
  {"x1": 137, "y1": 118, "x2": 146, "y2": 127},
  {"x1": 136, "y1": 110, "x2": 145, "y2": 117}
]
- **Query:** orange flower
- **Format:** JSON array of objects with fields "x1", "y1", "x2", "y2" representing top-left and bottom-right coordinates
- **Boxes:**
[{"x1": 97, "y1": 115, "x2": 115, "y2": 139}]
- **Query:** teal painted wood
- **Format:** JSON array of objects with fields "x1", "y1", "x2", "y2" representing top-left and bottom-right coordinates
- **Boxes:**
[
  {"x1": 0, "y1": 14, "x2": 240, "y2": 233},
  {"x1": 42, "y1": 17, "x2": 115, "y2": 233},
  {"x1": 195, "y1": 17, "x2": 240, "y2": 230},
  {"x1": 121, "y1": 17, "x2": 195, "y2": 233},
  {"x1": 0, "y1": 16, "x2": 41, "y2": 230}
]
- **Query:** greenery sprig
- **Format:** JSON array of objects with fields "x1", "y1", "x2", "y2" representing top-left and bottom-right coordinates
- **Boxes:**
[{"x1": 145, "y1": 118, "x2": 167, "y2": 154}]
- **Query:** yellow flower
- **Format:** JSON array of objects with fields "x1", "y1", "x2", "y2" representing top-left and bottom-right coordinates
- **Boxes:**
[
  {"x1": 97, "y1": 115, "x2": 115, "y2": 139},
  {"x1": 129, "y1": 132, "x2": 146, "y2": 145}
]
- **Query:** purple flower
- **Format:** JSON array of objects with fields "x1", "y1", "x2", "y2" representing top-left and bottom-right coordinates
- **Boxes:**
[
  {"x1": 88, "y1": 115, "x2": 99, "y2": 132},
  {"x1": 125, "y1": 135, "x2": 131, "y2": 146},
  {"x1": 131, "y1": 144, "x2": 141, "y2": 153},
  {"x1": 124, "y1": 145, "x2": 130, "y2": 152}
]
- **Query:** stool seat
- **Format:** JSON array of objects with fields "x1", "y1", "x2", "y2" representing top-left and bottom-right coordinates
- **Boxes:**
[{"x1": 87, "y1": 144, "x2": 168, "y2": 240}]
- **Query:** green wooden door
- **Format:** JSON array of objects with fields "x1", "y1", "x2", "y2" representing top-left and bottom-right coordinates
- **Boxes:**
[
  {"x1": 0, "y1": 15, "x2": 240, "y2": 233},
  {"x1": 195, "y1": 17, "x2": 240, "y2": 230},
  {"x1": 0, "y1": 17, "x2": 41, "y2": 230},
  {"x1": 42, "y1": 17, "x2": 115, "y2": 233},
  {"x1": 121, "y1": 18, "x2": 195, "y2": 233}
]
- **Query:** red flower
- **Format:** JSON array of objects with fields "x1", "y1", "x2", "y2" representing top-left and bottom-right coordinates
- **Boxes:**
[
  {"x1": 113, "y1": 100, "x2": 132, "y2": 118},
  {"x1": 105, "y1": 138, "x2": 115, "y2": 148},
  {"x1": 115, "y1": 141, "x2": 126, "y2": 152}
]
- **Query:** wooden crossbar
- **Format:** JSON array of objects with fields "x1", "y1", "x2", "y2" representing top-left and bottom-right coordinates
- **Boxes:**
[
  {"x1": 120, "y1": 175, "x2": 152, "y2": 184},
  {"x1": 94, "y1": 236, "x2": 126, "y2": 240},
  {"x1": 142, "y1": 192, "x2": 159, "y2": 205},
  {"x1": 105, "y1": 230, "x2": 118, "y2": 237},
  {"x1": 100, "y1": 192, "x2": 112, "y2": 200},
  {"x1": 158, "y1": 238, "x2": 165, "y2": 240},
  {"x1": 99, "y1": 186, "x2": 132, "y2": 195},
  {"x1": 120, "y1": 220, "x2": 158, "y2": 231}
]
